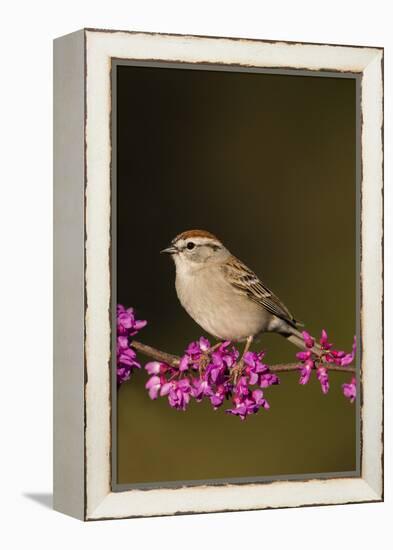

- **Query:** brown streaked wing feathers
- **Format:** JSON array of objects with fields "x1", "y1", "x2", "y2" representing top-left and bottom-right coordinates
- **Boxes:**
[{"x1": 222, "y1": 256, "x2": 299, "y2": 328}]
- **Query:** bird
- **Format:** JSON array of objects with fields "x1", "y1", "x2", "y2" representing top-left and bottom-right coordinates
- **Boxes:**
[{"x1": 161, "y1": 229, "x2": 310, "y2": 369}]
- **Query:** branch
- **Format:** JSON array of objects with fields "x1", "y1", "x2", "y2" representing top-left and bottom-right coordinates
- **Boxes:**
[
  {"x1": 131, "y1": 340, "x2": 180, "y2": 366},
  {"x1": 131, "y1": 340, "x2": 356, "y2": 373}
]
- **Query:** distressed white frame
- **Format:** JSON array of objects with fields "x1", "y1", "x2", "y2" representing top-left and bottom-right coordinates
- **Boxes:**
[{"x1": 54, "y1": 29, "x2": 383, "y2": 521}]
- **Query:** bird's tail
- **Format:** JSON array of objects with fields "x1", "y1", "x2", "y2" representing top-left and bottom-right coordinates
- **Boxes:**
[{"x1": 286, "y1": 326, "x2": 321, "y2": 354}]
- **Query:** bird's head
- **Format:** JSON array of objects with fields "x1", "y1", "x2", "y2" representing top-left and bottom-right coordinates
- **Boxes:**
[{"x1": 161, "y1": 229, "x2": 229, "y2": 271}]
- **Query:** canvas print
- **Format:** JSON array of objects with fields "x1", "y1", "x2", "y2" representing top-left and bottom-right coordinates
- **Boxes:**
[{"x1": 113, "y1": 63, "x2": 358, "y2": 487}]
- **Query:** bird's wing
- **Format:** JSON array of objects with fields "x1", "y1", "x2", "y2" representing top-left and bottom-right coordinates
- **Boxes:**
[{"x1": 222, "y1": 256, "x2": 300, "y2": 327}]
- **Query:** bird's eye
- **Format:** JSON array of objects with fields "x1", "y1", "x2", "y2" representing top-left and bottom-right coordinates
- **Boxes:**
[{"x1": 187, "y1": 242, "x2": 195, "y2": 250}]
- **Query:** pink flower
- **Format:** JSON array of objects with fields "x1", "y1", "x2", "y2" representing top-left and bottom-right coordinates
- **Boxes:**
[
  {"x1": 206, "y1": 360, "x2": 226, "y2": 384},
  {"x1": 117, "y1": 304, "x2": 147, "y2": 336},
  {"x1": 198, "y1": 336, "x2": 210, "y2": 352},
  {"x1": 145, "y1": 375, "x2": 162, "y2": 399},
  {"x1": 116, "y1": 335, "x2": 141, "y2": 386},
  {"x1": 302, "y1": 331, "x2": 315, "y2": 349},
  {"x1": 187, "y1": 336, "x2": 210, "y2": 356},
  {"x1": 117, "y1": 337, "x2": 140, "y2": 367},
  {"x1": 296, "y1": 329, "x2": 356, "y2": 397},
  {"x1": 180, "y1": 337, "x2": 214, "y2": 371},
  {"x1": 342, "y1": 377, "x2": 357, "y2": 403},
  {"x1": 213, "y1": 343, "x2": 238, "y2": 368},
  {"x1": 205, "y1": 344, "x2": 239, "y2": 384},
  {"x1": 209, "y1": 382, "x2": 232, "y2": 409},
  {"x1": 316, "y1": 366, "x2": 329, "y2": 394},
  {"x1": 320, "y1": 329, "x2": 333, "y2": 350},
  {"x1": 299, "y1": 359, "x2": 314, "y2": 385},
  {"x1": 116, "y1": 304, "x2": 147, "y2": 385},
  {"x1": 117, "y1": 306, "x2": 134, "y2": 335},
  {"x1": 296, "y1": 350, "x2": 312, "y2": 362},
  {"x1": 325, "y1": 349, "x2": 346, "y2": 365},
  {"x1": 259, "y1": 372, "x2": 280, "y2": 388},
  {"x1": 117, "y1": 367, "x2": 132, "y2": 384},
  {"x1": 243, "y1": 351, "x2": 279, "y2": 388},
  {"x1": 178, "y1": 355, "x2": 191, "y2": 372},
  {"x1": 145, "y1": 361, "x2": 162, "y2": 375},
  {"x1": 167, "y1": 378, "x2": 192, "y2": 411},
  {"x1": 323, "y1": 334, "x2": 356, "y2": 367},
  {"x1": 340, "y1": 336, "x2": 357, "y2": 366},
  {"x1": 191, "y1": 377, "x2": 213, "y2": 402},
  {"x1": 226, "y1": 388, "x2": 269, "y2": 420}
]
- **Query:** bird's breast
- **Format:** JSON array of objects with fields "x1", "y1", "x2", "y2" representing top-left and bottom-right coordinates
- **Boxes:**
[{"x1": 175, "y1": 266, "x2": 269, "y2": 341}]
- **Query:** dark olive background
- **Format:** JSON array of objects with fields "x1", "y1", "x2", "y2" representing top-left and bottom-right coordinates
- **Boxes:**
[{"x1": 116, "y1": 65, "x2": 357, "y2": 485}]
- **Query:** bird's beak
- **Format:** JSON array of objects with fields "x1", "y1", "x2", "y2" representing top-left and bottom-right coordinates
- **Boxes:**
[{"x1": 160, "y1": 245, "x2": 177, "y2": 255}]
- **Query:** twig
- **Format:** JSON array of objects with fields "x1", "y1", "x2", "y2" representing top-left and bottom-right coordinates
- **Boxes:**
[
  {"x1": 131, "y1": 340, "x2": 180, "y2": 366},
  {"x1": 266, "y1": 362, "x2": 355, "y2": 373},
  {"x1": 131, "y1": 340, "x2": 356, "y2": 374}
]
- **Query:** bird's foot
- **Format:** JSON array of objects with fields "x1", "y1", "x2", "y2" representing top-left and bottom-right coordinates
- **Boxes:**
[
  {"x1": 198, "y1": 353, "x2": 210, "y2": 376},
  {"x1": 197, "y1": 342, "x2": 222, "y2": 376},
  {"x1": 231, "y1": 359, "x2": 245, "y2": 384}
]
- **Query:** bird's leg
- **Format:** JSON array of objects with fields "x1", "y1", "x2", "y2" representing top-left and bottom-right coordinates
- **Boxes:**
[
  {"x1": 198, "y1": 342, "x2": 223, "y2": 376},
  {"x1": 232, "y1": 336, "x2": 253, "y2": 383}
]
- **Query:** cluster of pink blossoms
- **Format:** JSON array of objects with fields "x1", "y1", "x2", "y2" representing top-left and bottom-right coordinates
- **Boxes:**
[
  {"x1": 296, "y1": 329, "x2": 357, "y2": 401},
  {"x1": 116, "y1": 304, "x2": 357, "y2": 417},
  {"x1": 145, "y1": 337, "x2": 279, "y2": 420},
  {"x1": 116, "y1": 304, "x2": 147, "y2": 384}
]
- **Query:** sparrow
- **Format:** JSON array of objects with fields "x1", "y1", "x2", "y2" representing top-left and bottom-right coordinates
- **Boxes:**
[{"x1": 161, "y1": 229, "x2": 308, "y2": 363}]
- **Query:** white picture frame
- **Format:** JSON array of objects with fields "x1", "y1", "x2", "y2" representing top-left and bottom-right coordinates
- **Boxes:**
[{"x1": 53, "y1": 28, "x2": 383, "y2": 520}]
